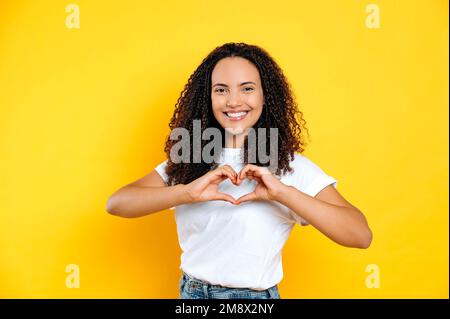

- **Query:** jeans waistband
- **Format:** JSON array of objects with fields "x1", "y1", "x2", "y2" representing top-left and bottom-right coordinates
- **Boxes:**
[
  {"x1": 181, "y1": 270, "x2": 275, "y2": 292},
  {"x1": 182, "y1": 271, "x2": 225, "y2": 288}
]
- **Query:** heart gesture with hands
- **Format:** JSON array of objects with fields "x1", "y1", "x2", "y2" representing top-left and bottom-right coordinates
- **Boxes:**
[
  {"x1": 184, "y1": 164, "x2": 286, "y2": 205},
  {"x1": 185, "y1": 165, "x2": 240, "y2": 205},
  {"x1": 235, "y1": 164, "x2": 285, "y2": 204}
]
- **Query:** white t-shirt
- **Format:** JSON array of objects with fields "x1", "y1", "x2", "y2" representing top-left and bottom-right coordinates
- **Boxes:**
[{"x1": 154, "y1": 148, "x2": 337, "y2": 290}]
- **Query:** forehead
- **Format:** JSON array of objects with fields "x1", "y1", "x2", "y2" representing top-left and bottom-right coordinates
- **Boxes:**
[{"x1": 211, "y1": 57, "x2": 261, "y2": 83}]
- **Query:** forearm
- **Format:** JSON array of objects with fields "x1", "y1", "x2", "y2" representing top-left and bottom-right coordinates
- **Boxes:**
[
  {"x1": 106, "y1": 184, "x2": 190, "y2": 218},
  {"x1": 276, "y1": 185, "x2": 372, "y2": 249}
]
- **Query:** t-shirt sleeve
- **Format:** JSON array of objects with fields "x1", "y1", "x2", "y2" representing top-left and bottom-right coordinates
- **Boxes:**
[
  {"x1": 289, "y1": 154, "x2": 338, "y2": 226},
  {"x1": 154, "y1": 159, "x2": 169, "y2": 185}
]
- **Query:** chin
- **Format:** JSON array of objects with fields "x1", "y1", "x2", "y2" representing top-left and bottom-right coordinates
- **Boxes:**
[{"x1": 224, "y1": 126, "x2": 246, "y2": 135}]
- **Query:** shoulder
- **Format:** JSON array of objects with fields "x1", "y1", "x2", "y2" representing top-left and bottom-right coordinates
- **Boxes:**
[
  {"x1": 290, "y1": 152, "x2": 325, "y2": 173},
  {"x1": 285, "y1": 152, "x2": 337, "y2": 194}
]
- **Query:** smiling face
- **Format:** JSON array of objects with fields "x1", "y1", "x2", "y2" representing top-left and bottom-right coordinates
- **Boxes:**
[{"x1": 211, "y1": 57, "x2": 265, "y2": 147}]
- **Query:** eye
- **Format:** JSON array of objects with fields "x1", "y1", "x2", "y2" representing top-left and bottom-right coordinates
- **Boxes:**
[
  {"x1": 244, "y1": 87, "x2": 254, "y2": 92},
  {"x1": 214, "y1": 88, "x2": 226, "y2": 93}
]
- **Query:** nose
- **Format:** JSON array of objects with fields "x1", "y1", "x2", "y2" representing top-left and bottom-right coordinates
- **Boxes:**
[{"x1": 226, "y1": 90, "x2": 242, "y2": 108}]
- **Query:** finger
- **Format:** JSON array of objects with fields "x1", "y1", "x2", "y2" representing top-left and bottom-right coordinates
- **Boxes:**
[
  {"x1": 239, "y1": 165, "x2": 254, "y2": 180},
  {"x1": 236, "y1": 192, "x2": 258, "y2": 204},
  {"x1": 253, "y1": 176, "x2": 263, "y2": 184},
  {"x1": 221, "y1": 166, "x2": 238, "y2": 184},
  {"x1": 258, "y1": 166, "x2": 271, "y2": 177},
  {"x1": 241, "y1": 167, "x2": 260, "y2": 182},
  {"x1": 215, "y1": 167, "x2": 235, "y2": 182},
  {"x1": 221, "y1": 164, "x2": 238, "y2": 176},
  {"x1": 226, "y1": 165, "x2": 239, "y2": 183},
  {"x1": 210, "y1": 172, "x2": 229, "y2": 184},
  {"x1": 215, "y1": 192, "x2": 237, "y2": 205},
  {"x1": 224, "y1": 169, "x2": 238, "y2": 185},
  {"x1": 248, "y1": 165, "x2": 265, "y2": 178},
  {"x1": 244, "y1": 165, "x2": 271, "y2": 179}
]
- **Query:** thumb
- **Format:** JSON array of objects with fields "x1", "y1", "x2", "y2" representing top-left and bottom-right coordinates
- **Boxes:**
[
  {"x1": 236, "y1": 192, "x2": 258, "y2": 204},
  {"x1": 214, "y1": 192, "x2": 238, "y2": 205}
]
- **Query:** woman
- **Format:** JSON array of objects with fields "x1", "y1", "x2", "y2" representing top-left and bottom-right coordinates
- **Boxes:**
[{"x1": 106, "y1": 42, "x2": 372, "y2": 299}]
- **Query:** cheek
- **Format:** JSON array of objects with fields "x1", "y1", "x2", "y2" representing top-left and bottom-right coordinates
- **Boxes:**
[
  {"x1": 211, "y1": 98, "x2": 226, "y2": 123},
  {"x1": 211, "y1": 96, "x2": 225, "y2": 111},
  {"x1": 245, "y1": 95, "x2": 264, "y2": 115}
]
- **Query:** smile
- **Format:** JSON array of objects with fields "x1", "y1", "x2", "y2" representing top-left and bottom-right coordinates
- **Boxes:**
[{"x1": 223, "y1": 111, "x2": 249, "y2": 121}]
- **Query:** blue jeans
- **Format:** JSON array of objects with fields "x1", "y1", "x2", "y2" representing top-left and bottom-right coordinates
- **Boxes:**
[{"x1": 178, "y1": 271, "x2": 281, "y2": 299}]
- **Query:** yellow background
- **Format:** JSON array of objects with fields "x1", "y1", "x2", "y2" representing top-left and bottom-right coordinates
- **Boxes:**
[{"x1": 0, "y1": 0, "x2": 448, "y2": 298}]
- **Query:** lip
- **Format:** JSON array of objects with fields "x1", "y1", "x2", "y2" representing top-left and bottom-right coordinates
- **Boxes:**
[{"x1": 223, "y1": 110, "x2": 250, "y2": 121}]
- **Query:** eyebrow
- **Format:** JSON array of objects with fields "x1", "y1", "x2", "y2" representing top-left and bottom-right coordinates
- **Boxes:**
[{"x1": 212, "y1": 81, "x2": 256, "y2": 88}]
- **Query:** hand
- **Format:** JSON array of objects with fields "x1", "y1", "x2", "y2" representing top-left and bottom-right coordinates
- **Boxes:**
[
  {"x1": 235, "y1": 164, "x2": 286, "y2": 204},
  {"x1": 184, "y1": 165, "x2": 239, "y2": 205}
]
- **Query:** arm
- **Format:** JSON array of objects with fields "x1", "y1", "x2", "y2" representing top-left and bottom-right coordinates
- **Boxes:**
[
  {"x1": 276, "y1": 184, "x2": 373, "y2": 249},
  {"x1": 106, "y1": 165, "x2": 239, "y2": 218},
  {"x1": 236, "y1": 164, "x2": 372, "y2": 249},
  {"x1": 105, "y1": 170, "x2": 190, "y2": 218}
]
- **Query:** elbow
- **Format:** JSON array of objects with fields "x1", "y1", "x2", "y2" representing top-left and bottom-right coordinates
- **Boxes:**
[
  {"x1": 353, "y1": 209, "x2": 373, "y2": 249},
  {"x1": 106, "y1": 195, "x2": 125, "y2": 217},
  {"x1": 335, "y1": 210, "x2": 373, "y2": 249},
  {"x1": 356, "y1": 227, "x2": 373, "y2": 249},
  {"x1": 105, "y1": 197, "x2": 117, "y2": 215}
]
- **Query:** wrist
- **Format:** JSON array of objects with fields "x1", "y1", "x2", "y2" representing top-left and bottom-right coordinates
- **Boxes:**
[
  {"x1": 177, "y1": 184, "x2": 195, "y2": 205},
  {"x1": 273, "y1": 183, "x2": 294, "y2": 204}
]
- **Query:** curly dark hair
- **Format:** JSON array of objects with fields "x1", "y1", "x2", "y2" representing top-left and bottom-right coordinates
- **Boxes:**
[{"x1": 163, "y1": 42, "x2": 310, "y2": 186}]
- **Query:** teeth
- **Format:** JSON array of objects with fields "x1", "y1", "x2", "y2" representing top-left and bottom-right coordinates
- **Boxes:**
[{"x1": 226, "y1": 111, "x2": 247, "y2": 118}]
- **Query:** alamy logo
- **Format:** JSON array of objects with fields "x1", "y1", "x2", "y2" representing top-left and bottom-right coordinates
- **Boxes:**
[{"x1": 169, "y1": 120, "x2": 279, "y2": 172}]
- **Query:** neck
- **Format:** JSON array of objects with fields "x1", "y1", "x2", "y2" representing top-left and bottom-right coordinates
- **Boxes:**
[{"x1": 225, "y1": 134, "x2": 245, "y2": 148}]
